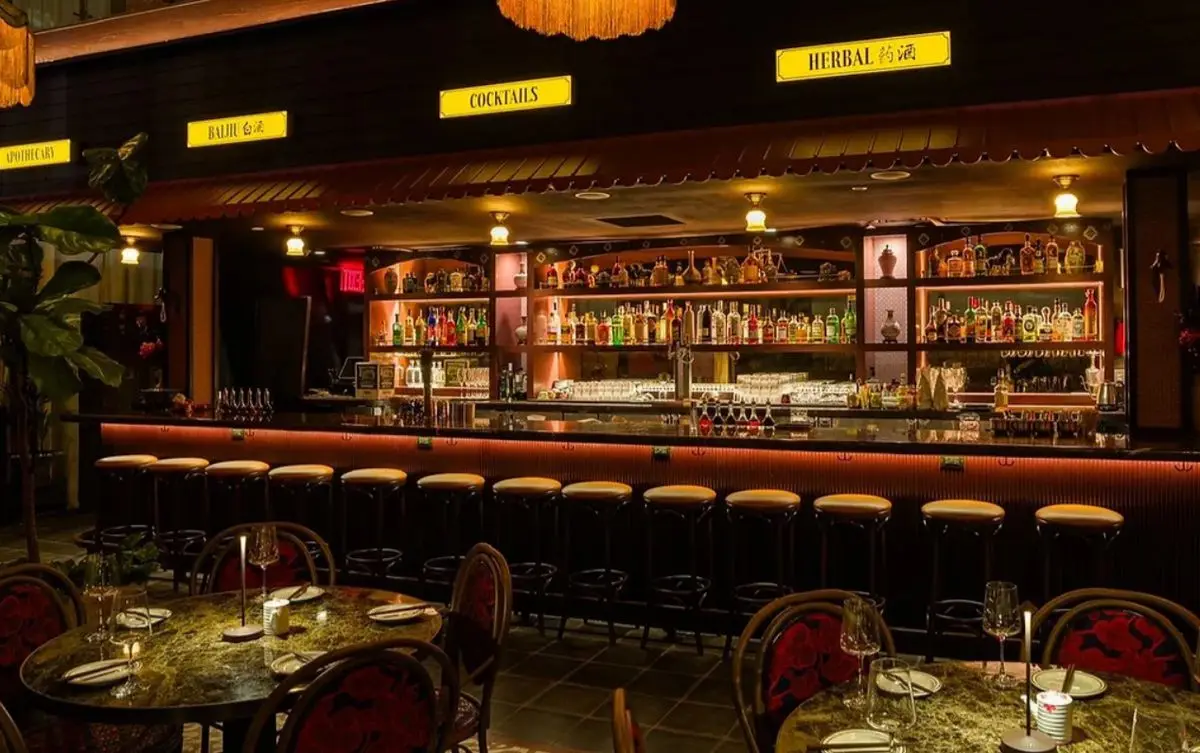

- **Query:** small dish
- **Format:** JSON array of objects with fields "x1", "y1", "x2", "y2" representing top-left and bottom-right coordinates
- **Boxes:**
[
  {"x1": 269, "y1": 586, "x2": 325, "y2": 604},
  {"x1": 875, "y1": 668, "x2": 942, "y2": 698},
  {"x1": 115, "y1": 607, "x2": 171, "y2": 629},
  {"x1": 367, "y1": 605, "x2": 438, "y2": 624},
  {"x1": 62, "y1": 659, "x2": 131, "y2": 687},
  {"x1": 270, "y1": 651, "x2": 326, "y2": 677},
  {"x1": 821, "y1": 729, "x2": 892, "y2": 751},
  {"x1": 1032, "y1": 668, "x2": 1107, "y2": 699}
]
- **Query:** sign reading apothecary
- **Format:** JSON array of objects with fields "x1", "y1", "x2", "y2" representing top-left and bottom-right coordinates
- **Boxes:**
[
  {"x1": 777, "y1": 31, "x2": 951, "y2": 82},
  {"x1": 187, "y1": 111, "x2": 289, "y2": 148},
  {"x1": 439, "y1": 76, "x2": 572, "y2": 119},
  {"x1": 0, "y1": 139, "x2": 72, "y2": 171}
]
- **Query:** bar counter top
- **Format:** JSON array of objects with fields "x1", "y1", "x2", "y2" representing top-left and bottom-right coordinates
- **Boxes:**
[{"x1": 61, "y1": 411, "x2": 1199, "y2": 462}]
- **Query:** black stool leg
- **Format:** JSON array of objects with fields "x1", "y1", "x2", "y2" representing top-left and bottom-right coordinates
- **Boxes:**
[
  {"x1": 925, "y1": 523, "x2": 942, "y2": 663},
  {"x1": 557, "y1": 505, "x2": 572, "y2": 641},
  {"x1": 603, "y1": 506, "x2": 618, "y2": 646},
  {"x1": 641, "y1": 508, "x2": 655, "y2": 650},
  {"x1": 723, "y1": 507, "x2": 739, "y2": 659},
  {"x1": 818, "y1": 513, "x2": 830, "y2": 588}
]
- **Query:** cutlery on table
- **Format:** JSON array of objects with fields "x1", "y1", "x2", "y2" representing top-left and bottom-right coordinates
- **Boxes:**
[
  {"x1": 370, "y1": 602, "x2": 434, "y2": 617},
  {"x1": 288, "y1": 583, "x2": 311, "y2": 600},
  {"x1": 64, "y1": 663, "x2": 126, "y2": 683},
  {"x1": 1060, "y1": 664, "x2": 1076, "y2": 693}
]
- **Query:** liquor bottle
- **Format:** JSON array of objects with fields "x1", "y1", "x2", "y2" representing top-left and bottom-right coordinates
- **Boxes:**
[
  {"x1": 842, "y1": 298, "x2": 857, "y2": 344},
  {"x1": 946, "y1": 310, "x2": 963, "y2": 343},
  {"x1": 683, "y1": 302, "x2": 696, "y2": 344},
  {"x1": 711, "y1": 302, "x2": 726, "y2": 345},
  {"x1": 610, "y1": 308, "x2": 624, "y2": 346},
  {"x1": 546, "y1": 264, "x2": 560, "y2": 289},
  {"x1": 560, "y1": 306, "x2": 574, "y2": 345},
  {"x1": 1038, "y1": 306, "x2": 1054, "y2": 342},
  {"x1": 1001, "y1": 302, "x2": 1016, "y2": 342},
  {"x1": 449, "y1": 268, "x2": 464, "y2": 293},
  {"x1": 937, "y1": 249, "x2": 949, "y2": 278},
  {"x1": 476, "y1": 310, "x2": 489, "y2": 346},
  {"x1": 612, "y1": 257, "x2": 627, "y2": 287},
  {"x1": 991, "y1": 299, "x2": 1003, "y2": 339},
  {"x1": 547, "y1": 301, "x2": 561, "y2": 345},
  {"x1": 1071, "y1": 307, "x2": 1085, "y2": 340},
  {"x1": 392, "y1": 313, "x2": 403, "y2": 346},
  {"x1": 742, "y1": 251, "x2": 760, "y2": 284},
  {"x1": 667, "y1": 300, "x2": 682, "y2": 344},
  {"x1": 712, "y1": 402, "x2": 727, "y2": 432},
  {"x1": 934, "y1": 296, "x2": 949, "y2": 342},
  {"x1": 977, "y1": 300, "x2": 992, "y2": 343},
  {"x1": 585, "y1": 311, "x2": 598, "y2": 345},
  {"x1": 456, "y1": 307, "x2": 467, "y2": 346},
  {"x1": 622, "y1": 306, "x2": 635, "y2": 345},
  {"x1": 466, "y1": 309, "x2": 477, "y2": 345},
  {"x1": 698, "y1": 399, "x2": 713, "y2": 435},
  {"x1": 1019, "y1": 233, "x2": 1035, "y2": 275},
  {"x1": 825, "y1": 307, "x2": 840, "y2": 344},
  {"x1": 573, "y1": 307, "x2": 586, "y2": 344},
  {"x1": 778, "y1": 310, "x2": 792, "y2": 344},
  {"x1": 656, "y1": 304, "x2": 669, "y2": 344},
  {"x1": 796, "y1": 315, "x2": 809, "y2": 344},
  {"x1": 963, "y1": 297, "x2": 976, "y2": 344},
  {"x1": 928, "y1": 247, "x2": 941, "y2": 278},
  {"x1": 735, "y1": 401, "x2": 749, "y2": 434},
  {"x1": 974, "y1": 236, "x2": 989, "y2": 273},
  {"x1": 924, "y1": 308, "x2": 938, "y2": 343},
  {"x1": 1046, "y1": 237, "x2": 1061, "y2": 274},
  {"x1": 414, "y1": 312, "x2": 426, "y2": 346},
  {"x1": 946, "y1": 248, "x2": 964, "y2": 278},
  {"x1": 1020, "y1": 305, "x2": 1039, "y2": 343},
  {"x1": 1064, "y1": 240, "x2": 1086, "y2": 274},
  {"x1": 1054, "y1": 302, "x2": 1073, "y2": 342},
  {"x1": 1032, "y1": 240, "x2": 1046, "y2": 275},
  {"x1": 963, "y1": 239, "x2": 976, "y2": 277},
  {"x1": 699, "y1": 305, "x2": 712, "y2": 344},
  {"x1": 747, "y1": 305, "x2": 760, "y2": 345},
  {"x1": 1083, "y1": 289, "x2": 1098, "y2": 340},
  {"x1": 646, "y1": 303, "x2": 659, "y2": 345},
  {"x1": 728, "y1": 304, "x2": 742, "y2": 345},
  {"x1": 404, "y1": 310, "x2": 415, "y2": 346},
  {"x1": 810, "y1": 312, "x2": 826, "y2": 344},
  {"x1": 761, "y1": 308, "x2": 775, "y2": 344},
  {"x1": 446, "y1": 308, "x2": 459, "y2": 347}
]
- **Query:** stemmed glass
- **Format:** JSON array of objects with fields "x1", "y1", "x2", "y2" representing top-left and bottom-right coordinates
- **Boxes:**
[
  {"x1": 840, "y1": 596, "x2": 882, "y2": 710},
  {"x1": 982, "y1": 581, "x2": 1021, "y2": 688},
  {"x1": 108, "y1": 587, "x2": 152, "y2": 699},
  {"x1": 866, "y1": 657, "x2": 917, "y2": 741},
  {"x1": 247, "y1": 526, "x2": 280, "y2": 603},
  {"x1": 82, "y1": 554, "x2": 117, "y2": 644}
]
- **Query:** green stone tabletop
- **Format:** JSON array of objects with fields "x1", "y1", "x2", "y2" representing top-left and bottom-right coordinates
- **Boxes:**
[
  {"x1": 776, "y1": 662, "x2": 1200, "y2": 753},
  {"x1": 20, "y1": 586, "x2": 441, "y2": 726}
]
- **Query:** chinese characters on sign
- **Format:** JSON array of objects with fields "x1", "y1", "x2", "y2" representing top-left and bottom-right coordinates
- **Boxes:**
[
  {"x1": 186, "y1": 111, "x2": 289, "y2": 148},
  {"x1": 0, "y1": 139, "x2": 71, "y2": 171},
  {"x1": 776, "y1": 32, "x2": 951, "y2": 82},
  {"x1": 440, "y1": 76, "x2": 573, "y2": 119}
]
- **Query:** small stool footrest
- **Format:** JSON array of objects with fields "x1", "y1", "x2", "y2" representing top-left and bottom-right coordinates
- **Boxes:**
[
  {"x1": 423, "y1": 555, "x2": 464, "y2": 583},
  {"x1": 347, "y1": 548, "x2": 403, "y2": 571},
  {"x1": 732, "y1": 582, "x2": 792, "y2": 608},
  {"x1": 567, "y1": 568, "x2": 628, "y2": 592},
  {"x1": 649, "y1": 574, "x2": 711, "y2": 602},
  {"x1": 511, "y1": 562, "x2": 557, "y2": 584},
  {"x1": 99, "y1": 525, "x2": 153, "y2": 545},
  {"x1": 930, "y1": 598, "x2": 983, "y2": 630}
]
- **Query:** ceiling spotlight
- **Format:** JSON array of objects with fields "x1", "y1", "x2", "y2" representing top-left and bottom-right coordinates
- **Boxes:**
[
  {"x1": 744, "y1": 193, "x2": 767, "y2": 233},
  {"x1": 120, "y1": 239, "x2": 140, "y2": 266},
  {"x1": 870, "y1": 170, "x2": 911, "y2": 182},
  {"x1": 150, "y1": 223, "x2": 183, "y2": 231},
  {"x1": 1052, "y1": 175, "x2": 1081, "y2": 218},
  {"x1": 516, "y1": 240, "x2": 530, "y2": 246},
  {"x1": 312, "y1": 249, "x2": 327, "y2": 256},
  {"x1": 851, "y1": 185, "x2": 869, "y2": 192},
  {"x1": 251, "y1": 226, "x2": 265, "y2": 232},
  {"x1": 575, "y1": 191, "x2": 611, "y2": 201},
  {"x1": 489, "y1": 212, "x2": 511, "y2": 246},
  {"x1": 340, "y1": 208, "x2": 374, "y2": 217},
  {"x1": 286, "y1": 226, "x2": 306, "y2": 257}
]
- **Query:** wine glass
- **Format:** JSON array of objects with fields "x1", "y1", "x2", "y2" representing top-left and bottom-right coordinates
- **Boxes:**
[
  {"x1": 866, "y1": 657, "x2": 917, "y2": 739},
  {"x1": 1129, "y1": 707, "x2": 1194, "y2": 753},
  {"x1": 247, "y1": 526, "x2": 281, "y2": 603},
  {"x1": 108, "y1": 587, "x2": 152, "y2": 699},
  {"x1": 82, "y1": 554, "x2": 117, "y2": 644},
  {"x1": 982, "y1": 581, "x2": 1021, "y2": 688},
  {"x1": 840, "y1": 596, "x2": 882, "y2": 710}
]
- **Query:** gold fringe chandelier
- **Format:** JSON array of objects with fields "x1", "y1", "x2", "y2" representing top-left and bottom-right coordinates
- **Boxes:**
[
  {"x1": 497, "y1": 0, "x2": 676, "y2": 41},
  {"x1": 0, "y1": 0, "x2": 34, "y2": 108}
]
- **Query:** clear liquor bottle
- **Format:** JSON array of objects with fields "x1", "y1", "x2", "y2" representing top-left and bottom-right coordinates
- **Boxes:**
[
  {"x1": 711, "y1": 302, "x2": 726, "y2": 345},
  {"x1": 810, "y1": 312, "x2": 826, "y2": 344},
  {"x1": 1020, "y1": 306, "x2": 1040, "y2": 343},
  {"x1": 727, "y1": 303, "x2": 742, "y2": 345}
]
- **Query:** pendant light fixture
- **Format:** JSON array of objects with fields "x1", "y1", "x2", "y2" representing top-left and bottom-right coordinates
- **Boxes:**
[
  {"x1": 120, "y1": 239, "x2": 140, "y2": 266},
  {"x1": 286, "y1": 226, "x2": 306, "y2": 257},
  {"x1": 744, "y1": 193, "x2": 768, "y2": 233},
  {"x1": 489, "y1": 212, "x2": 512, "y2": 246},
  {"x1": 496, "y1": 0, "x2": 676, "y2": 41},
  {"x1": 1052, "y1": 175, "x2": 1081, "y2": 219},
  {"x1": 0, "y1": 1, "x2": 34, "y2": 108}
]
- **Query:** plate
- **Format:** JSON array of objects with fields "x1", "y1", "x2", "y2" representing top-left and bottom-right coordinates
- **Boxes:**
[
  {"x1": 115, "y1": 607, "x2": 171, "y2": 629},
  {"x1": 368, "y1": 605, "x2": 438, "y2": 624},
  {"x1": 269, "y1": 586, "x2": 325, "y2": 603},
  {"x1": 821, "y1": 729, "x2": 892, "y2": 751},
  {"x1": 1033, "y1": 668, "x2": 1107, "y2": 699},
  {"x1": 270, "y1": 651, "x2": 326, "y2": 677},
  {"x1": 875, "y1": 668, "x2": 942, "y2": 698},
  {"x1": 62, "y1": 659, "x2": 131, "y2": 687}
]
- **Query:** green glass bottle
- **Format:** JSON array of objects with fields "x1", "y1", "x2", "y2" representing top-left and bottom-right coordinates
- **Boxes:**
[
  {"x1": 611, "y1": 307, "x2": 625, "y2": 346},
  {"x1": 841, "y1": 297, "x2": 857, "y2": 344},
  {"x1": 825, "y1": 307, "x2": 840, "y2": 344},
  {"x1": 456, "y1": 307, "x2": 467, "y2": 344}
]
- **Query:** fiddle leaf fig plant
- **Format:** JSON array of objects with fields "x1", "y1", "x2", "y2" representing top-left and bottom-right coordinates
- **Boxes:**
[{"x1": 0, "y1": 133, "x2": 149, "y2": 563}]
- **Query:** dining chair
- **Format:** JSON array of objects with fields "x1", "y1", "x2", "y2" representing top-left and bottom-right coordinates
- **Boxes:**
[
  {"x1": 731, "y1": 589, "x2": 896, "y2": 753},
  {"x1": 611, "y1": 688, "x2": 646, "y2": 753},
  {"x1": 188, "y1": 521, "x2": 336, "y2": 595},
  {"x1": 243, "y1": 637, "x2": 459, "y2": 753},
  {"x1": 0, "y1": 699, "x2": 28, "y2": 753},
  {"x1": 443, "y1": 542, "x2": 513, "y2": 753},
  {"x1": 1031, "y1": 588, "x2": 1200, "y2": 690}
]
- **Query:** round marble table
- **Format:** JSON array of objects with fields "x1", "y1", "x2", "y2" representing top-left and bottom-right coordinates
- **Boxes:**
[
  {"x1": 776, "y1": 662, "x2": 1200, "y2": 753},
  {"x1": 21, "y1": 586, "x2": 440, "y2": 748}
]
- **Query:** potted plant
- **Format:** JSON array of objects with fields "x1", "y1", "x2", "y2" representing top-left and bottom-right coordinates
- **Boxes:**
[{"x1": 0, "y1": 133, "x2": 149, "y2": 563}]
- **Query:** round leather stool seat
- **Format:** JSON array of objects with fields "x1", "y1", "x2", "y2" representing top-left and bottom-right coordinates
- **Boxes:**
[
  {"x1": 268, "y1": 464, "x2": 334, "y2": 482},
  {"x1": 562, "y1": 481, "x2": 632, "y2": 502},
  {"x1": 494, "y1": 477, "x2": 562, "y2": 496},
  {"x1": 644, "y1": 484, "x2": 716, "y2": 506},
  {"x1": 148, "y1": 457, "x2": 209, "y2": 473},
  {"x1": 1036, "y1": 504, "x2": 1124, "y2": 529},
  {"x1": 417, "y1": 473, "x2": 484, "y2": 491},
  {"x1": 206, "y1": 460, "x2": 270, "y2": 477},
  {"x1": 95, "y1": 454, "x2": 158, "y2": 470},
  {"x1": 727, "y1": 489, "x2": 801, "y2": 511},
  {"x1": 922, "y1": 499, "x2": 1005, "y2": 523},
  {"x1": 342, "y1": 468, "x2": 408, "y2": 486},
  {"x1": 814, "y1": 494, "x2": 892, "y2": 519}
]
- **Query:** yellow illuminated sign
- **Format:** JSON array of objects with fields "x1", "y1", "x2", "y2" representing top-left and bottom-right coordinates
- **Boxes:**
[
  {"x1": 0, "y1": 140, "x2": 72, "y2": 171},
  {"x1": 777, "y1": 31, "x2": 952, "y2": 82},
  {"x1": 187, "y1": 111, "x2": 289, "y2": 148},
  {"x1": 440, "y1": 76, "x2": 572, "y2": 119}
]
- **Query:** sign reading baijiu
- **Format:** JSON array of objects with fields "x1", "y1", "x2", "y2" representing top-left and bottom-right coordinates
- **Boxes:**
[
  {"x1": 187, "y1": 111, "x2": 289, "y2": 148},
  {"x1": 777, "y1": 32, "x2": 951, "y2": 82}
]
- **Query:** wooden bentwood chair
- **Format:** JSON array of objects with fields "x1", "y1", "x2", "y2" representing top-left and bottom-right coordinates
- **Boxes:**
[
  {"x1": 243, "y1": 638, "x2": 459, "y2": 753},
  {"x1": 732, "y1": 590, "x2": 896, "y2": 753},
  {"x1": 1031, "y1": 588, "x2": 1200, "y2": 691},
  {"x1": 611, "y1": 688, "x2": 646, "y2": 753},
  {"x1": 188, "y1": 521, "x2": 335, "y2": 595}
]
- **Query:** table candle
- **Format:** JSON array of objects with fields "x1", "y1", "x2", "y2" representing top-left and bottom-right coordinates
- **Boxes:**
[
  {"x1": 239, "y1": 534, "x2": 248, "y2": 627},
  {"x1": 1024, "y1": 607, "x2": 1033, "y2": 735}
]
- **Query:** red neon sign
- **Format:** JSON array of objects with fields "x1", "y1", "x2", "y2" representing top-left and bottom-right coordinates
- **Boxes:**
[{"x1": 339, "y1": 264, "x2": 365, "y2": 294}]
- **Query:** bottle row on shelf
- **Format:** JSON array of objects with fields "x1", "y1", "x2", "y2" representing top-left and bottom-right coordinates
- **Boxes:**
[
  {"x1": 542, "y1": 248, "x2": 850, "y2": 290},
  {"x1": 379, "y1": 265, "x2": 491, "y2": 295},
  {"x1": 921, "y1": 292, "x2": 1100, "y2": 345},
  {"x1": 534, "y1": 298, "x2": 859, "y2": 347},
  {"x1": 920, "y1": 234, "x2": 1101, "y2": 280},
  {"x1": 381, "y1": 306, "x2": 491, "y2": 348}
]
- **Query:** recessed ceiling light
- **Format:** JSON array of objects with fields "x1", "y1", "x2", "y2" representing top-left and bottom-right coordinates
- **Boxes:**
[
  {"x1": 515, "y1": 240, "x2": 530, "y2": 246},
  {"x1": 150, "y1": 223, "x2": 183, "y2": 230},
  {"x1": 575, "y1": 191, "x2": 611, "y2": 201},
  {"x1": 764, "y1": 228, "x2": 777, "y2": 234},
  {"x1": 251, "y1": 226, "x2": 265, "y2": 232},
  {"x1": 870, "y1": 170, "x2": 911, "y2": 182},
  {"x1": 312, "y1": 249, "x2": 327, "y2": 256},
  {"x1": 851, "y1": 186, "x2": 869, "y2": 192},
  {"x1": 340, "y1": 208, "x2": 374, "y2": 217}
]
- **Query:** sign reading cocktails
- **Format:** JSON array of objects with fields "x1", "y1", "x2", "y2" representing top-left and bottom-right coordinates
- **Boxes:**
[
  {"x1": 440, "y1": 76, "x2": 572, "y2": 119},
  {"x1": 0, "y1": 139, "x2": 72, "y2": 171},
  {"x1": 187, "y1": 111, "x2": 289, "y2": 148},
  {"x1": 777, "y1": 32, "x2": 951, "y2": 82}
]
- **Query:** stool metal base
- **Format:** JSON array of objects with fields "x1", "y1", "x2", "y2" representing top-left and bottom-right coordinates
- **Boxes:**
[
  {"x1": 642, "y1": 574, "x2": 711, "y2": 654},
  {"x1": 559, "y1": 568, "x2": 630, "y2": 645},
  {"x1": 926, "y1": 598, "x2": 985, "y2": 662},
  {"x1": 511, "y1": 562, "x2": 557, "y2": 635},
  {"x1": 422, "y1": 555, "x2": 465, "y2": 588},
  {"x1": 347, "y1": 547, "x2": 403, "y2": 577}
]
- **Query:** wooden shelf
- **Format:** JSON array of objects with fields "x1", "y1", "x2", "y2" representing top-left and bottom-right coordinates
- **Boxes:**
[
  {"x1": 917, "y1": 341, "x2": 1103, "y2": 353},
  {"x1": 862, "y1": 279, "x2": 909, "y2": 289},
  {"x1": 528, "y1": 280, "x2": 856, "y2": 300},
  {"x1": 862, "y1": 343, "x2": 909, "y2": 351},
  {"x1": 369, "y1": 292, "x2": 491, "y2": 302},
  {"x1": 525, "y1": 343, "x2": 856, "y2": 354},
  {"x1": 913, "y1": 273, "x2": 1105, "y2": 289},
  {"x1": 368, "y1": 345, "x2": 492, "y2": 353}
]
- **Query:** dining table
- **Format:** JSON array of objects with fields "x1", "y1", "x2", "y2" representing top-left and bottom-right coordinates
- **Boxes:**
[
  {"x1": 775, "y1": 662, "x2": 1200, "y2": 753},
  {"x1": 20, "y1": 585, "x2": 442, "y2": 752}
]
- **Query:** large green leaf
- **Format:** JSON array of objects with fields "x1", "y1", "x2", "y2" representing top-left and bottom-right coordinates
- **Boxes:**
[
  {"x1": 37, "y1": 296, "x2": 105, "y2": 317},
  {"x1": 37, "y1": 261, "x2": 102, "y2": 302},
  {"x1": 0, "y1": 212, "x2": 38, "y2": 227},
  {"x1": 36, "y1": 206, "x2": 120, "y2": 242},
  {"x1": 26, "y1": 354, "x2": 82, "y2": 401},
  {"x1": 37, "y1": 225, "x2": 119, "y2": 257},
  {"x1": 84, "y1": 133, "x2": 150, "y2": 206},
  {"x1": 20, "y1": 314, "x2": 84, "y2": 356},
  {"x1": 67, "y1": 346, "x2": 124, "y2": 387}
]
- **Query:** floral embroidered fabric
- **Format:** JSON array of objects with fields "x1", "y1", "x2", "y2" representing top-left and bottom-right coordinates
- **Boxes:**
[
  {"x1": 292, "y1": 664, "x2": 437, "y2": 753},
  {"x1": 761, "y1": 612, "x2": 859, "y2": 732},
  {"x1": 1056, "y1": 607, "x2": 1190, "y2": 688},
  {"x1": 213, "y1": 538, "x2": 307, "y2": 593},
  {"x1": 0, "y1": 582, "x2": 66, "y2": 706}
]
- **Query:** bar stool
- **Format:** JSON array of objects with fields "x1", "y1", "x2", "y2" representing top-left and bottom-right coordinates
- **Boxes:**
[
  {"x1": 640, "y1": 484, "x2": 717, "y2": 654},
  {"x1": 268, "y1": 464, "x2": 336, "y2": 567},
  {"x1": 722, "y1": 489, "x2": 801, "y2": 657},
  {"x1": 813, "y1": 494, "x2": 892, "y2": 610},
  {"x1": 493, "y1": 476, "x2": 561, "y2": 634},
  {"x1": 204, "y1": 460, "x2": 270, "y2": 533},
  {"x1": 341, "y1": 468, "x2": 407, "y2": 579},
  {"x1": 84, "y1": 454, "x2": 158, "y2": 552},
  {"x1": 416, "y1": 473, "x2": 485, "y2": 594},
  {"x1": 1036, "y1": 504, "x2": 1124, "y2": 600},
  {"x1": 146, "y1": 457, "x2": 209, "y2": 592},
  {"x1": 921, "y1": 498, "x2": 1005, "y2": 662},
  {"x1": 557, "y1": 481, "x2": 634, "y2": 645}
]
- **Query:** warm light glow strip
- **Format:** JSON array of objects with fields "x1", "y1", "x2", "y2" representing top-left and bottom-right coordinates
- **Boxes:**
[
  {"x1": 918, "y1": 281, "x2": 1104, "y2": 293},
  {"x1": 541, "y1": 287, "x2": 857, "y2": 301}
]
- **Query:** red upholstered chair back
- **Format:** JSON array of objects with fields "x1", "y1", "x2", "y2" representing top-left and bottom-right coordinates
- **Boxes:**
[
  {"x1": 447, "y1": 542, "x2": 512, "y2": 686},
  {"x1": 0, "y1": 564, "x2": 83, "y2": 710},
  {"x1": 188, "y1": 522, "x2": 334, "y2": 595}
]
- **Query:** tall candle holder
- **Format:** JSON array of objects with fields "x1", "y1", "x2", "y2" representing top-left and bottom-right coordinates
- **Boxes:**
[
  {"x1": 223, "y1": 533, "x2": 264, "y2": 642},
  {"x1": 1000, "y1": 607, "x2": 1055, "y2": 752}
]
